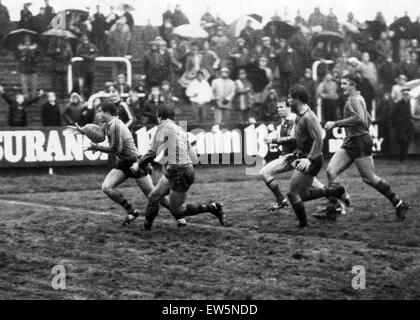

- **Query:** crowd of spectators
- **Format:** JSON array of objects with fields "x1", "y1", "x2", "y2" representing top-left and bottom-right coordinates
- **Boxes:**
[{"x1": 1, "y1": 2, "x2": 420, "y2": 135}]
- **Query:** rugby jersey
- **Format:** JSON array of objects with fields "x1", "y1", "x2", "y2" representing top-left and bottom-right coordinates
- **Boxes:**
[
  {"x1": 335, "y1": 92, "x2": 372, "y2": 141},
  {"x1": 101, "y1": 117, "x2": 140, "y2": 161},
  {"x1": 150, "y1": 119, "x2": 192, "y2": 168},
  {"x1": 293, "y1": 105, "x2": 323, "y2": 160}
]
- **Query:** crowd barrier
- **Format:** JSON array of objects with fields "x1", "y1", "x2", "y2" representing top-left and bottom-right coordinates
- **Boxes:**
[{"x1": 1, "y1": 122, "x2": 420, "y2": 168}]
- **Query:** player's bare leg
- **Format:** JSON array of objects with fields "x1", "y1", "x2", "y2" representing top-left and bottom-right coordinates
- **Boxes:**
[
  {"x1": 260, "y1": 157, "x2": 293, "y2": 211},
  {"x1": 355, "y1": 156, "x2": 410, "y2": 221},
  {"x1": 326, "y1": 148, "x2": 353, "y2": 206},
  {"x1": 102, "y1": 169, "x2": 140, "y2": 220},
  {"x1": 287, "y1": 170, "x2": 314, "y2": 228},
  {"x1": 143, "y1": 176, "x2": 171, "y2": 230}
]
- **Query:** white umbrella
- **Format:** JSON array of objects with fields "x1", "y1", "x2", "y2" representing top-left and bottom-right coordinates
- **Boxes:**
[
  {"x1": 231, "y1": 15, "x2": 263, "y2": 37},
  {"x1": 409, "y1": 84, "x2": 420, "y2": 98},
  {"x1": 173, "y1": 24, "x2": 208, "y2": 39},
  {"x1": 406, "y1": 79, "x2": 420, "y2": 90}
]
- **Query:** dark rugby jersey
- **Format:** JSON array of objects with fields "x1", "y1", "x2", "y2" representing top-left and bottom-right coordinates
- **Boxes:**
[
  {"x1": 293, "y1": 106, "x2": 323, "y2": 160},
  {"x1": 335, "y1": 92, "x2": 372, "y2": 141}
]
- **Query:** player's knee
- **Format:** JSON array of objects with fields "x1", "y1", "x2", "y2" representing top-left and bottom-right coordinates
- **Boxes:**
[
  {"x1": 361, "y1": 174, "x2": 379, "y2": 186},
  {"x1": 101, "y1": 183, "x2": 113, "y2": 195},
  {"x1": 326, "y1": 166, "x2": 337, "y2": 181},
  {"x1": 148, "y1": 192, "x2": 160, "y2": 205}
]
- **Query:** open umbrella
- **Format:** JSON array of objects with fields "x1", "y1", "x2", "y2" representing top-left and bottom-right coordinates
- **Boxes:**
[
  {"x1": 2, "y1": 29, "x2": 39, "y2": 51},
  {"x1": 42, "y1": 29, "x2": 77, "y2": 38},
  {"x1": 230, "y1": 15, "x2": 263, "y2": 37},
  {"x1": 173, "y1": 24, "x2": 208, "y2": 39},
  {"x1": 312, "y1": 31, "x2": 344, "y2": 45},
  {"x1": 409, "y1": 84, "x2": 420, "y2": 98},
  {"x1": 231, "y1": 63, "x2": 268, "y2": 93},
  {"x1": 263, "y1": 21, "x2": 298, "y2": 40},
  {"x1": 406, "y1": 79, "x2": 420, "y2": 90}
]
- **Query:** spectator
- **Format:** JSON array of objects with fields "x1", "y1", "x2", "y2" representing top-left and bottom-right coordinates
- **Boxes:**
[
  {"x1": 143, "y1": 86, "x2": 165, "y2": 124},
  {"x1": 63, "y1": 92, "x2": 84, "y2": 125},
  {"x1": 19, "y1": 3, "x2": 33, "y2": 29},
  {"x1": 359, "y1": 52, "x2": 378, "y2": 89},
  {"x1": 348, "y1": 42, "x2": 362, "y2": 60},
  {"x1": 229, "y1": 37, "x2": 251, "y2": 69},
  {"x1": 376, "y1": 32, "x2": 393, "y2": 63},
  {"x1": 355, "y1": 70, "x2": 375, "y2": 114},
  {"x1": 210, "y1": 26, "x2": 230, "y2": 64},
  {"x1": 186, "y1": 70, "x2": 213, "y2": 123},
  {"x1": 76, "y1": 34, "x2": 98, "y2": 97},
  {"x1": 346, "y1": 12, "x2": 359, "y2": 27},
  {"x1": 211, "y1": 67, "x2": 235, "y2": 125},
  {"x1": 47, "y1": 38, "x2": 73, "y2": 99},
  {"x1": 40, "y1": 92, "x2": 61, "y2": 126},
  {"x1": 167, "y1": 40, "x2": 183, "y2": 87},
  {"x1": 391, "y1": 88, "x2": 415, "y2": 162},
  {"x1": 91, "y1": 5, "x2": 108, "y2": 53},
  {"x1": 376, "y1": 92, "x2": 393, "y2": 153},
  {"x1": 214, "y1": 13, "x2": 226, "y2": 27},
  {"x1": 16, "y1": 35, "x2": 41, "y2": 98},
  {"x1": 143, "y1": 39, "x2": 171, "y2": 89},
  {"x1": 162, "y1": 3, "x2": 173, "y2": 25},
  {"x1": 72, "y1": 77, "x2": 89, "y2": 102},
  {"x1": 115, "y1": 74, "x2": 131, "y2": 96},
  {"x1": 0, "y1": 0, "x2": 10, "y2": 52},
  {"x1": 141, "y1": 19, "x2": 159, "y2": 44},
  {"x1": 44, "y1": 0, "x2": 55, "y2": 23},
  {"x1": 122, "y1": 5, "x2": 134, "y2": 31},
  {"x1": 106, "y1": 6, "x2": 119, "y2": 30},
  {"x1": 324, "y1": 8, "x2": 339, "y2": 32},
  {"x1": 179, "y1": 44, "x2": 206, "y2": 89},
  {"x1": 201, "y1": 40, "x2": 220, "y2": 81},
  {"x1": 234, "y1": 68, "x2": 254, "y2": 123},
  {"x1": 172, "y1": 4, "x2": 189, "y2": 27},
  {"x1": 32, "y1": 7, "x2": 49, "y2": 34},
  {"x1": 276, "y1": 39, "x2": 295, "y2": 96},
  {"x1": 160, "y1": 80, "x2": 176, "y2": 106},
  {"x1": 317, "y1": 72, "x2": 340, "y2": 121},
  {"x1": 299, "y1": 68, "x2": 317, "y2": 111},
  {"x1": 109, "y1": 87, "x2": 135, "y2": 128},
  {"x1": 308, "y1": 7, "x2": 325, "y2": 28},
  {"x1": 107, "y1": 19, "x2": 131, "y2": 77},
  {"x1": 391, "y1": 74, "x2": 408, "y2": 103},
  {"x1": 201, "y1": 6, "x2": 216, "y2": 29},
  {"x1": 311, "y1": 41, "x2": 328, "y2": 61},
  {"x1": 261, "y1": 36, "x2": 276, "y2": 70},
  {"x1": 239, "y1": 19, "x2": 257, "y2": 51},
  {"x1": 0, "y1": 85, "x2": 44, "y2": 127},
  {"x1": 259, "y1": 89, "x2": 280, "y2": 122},
  {"x1": 378, "y1": 56, "x2": 399, "y2": 93},
  {"x1": 126, "y1": 90, "x2": 142, "y2": 125},
  {"x1": 398, "y1": 52, "x2": 417, "y2": 80},
  {"x1": 295, "y1": 10, "x2": 307, "y2": 26}
]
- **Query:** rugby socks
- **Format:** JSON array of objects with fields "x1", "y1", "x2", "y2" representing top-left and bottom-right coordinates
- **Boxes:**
[
  {"x1": 184, "y1": 204, "x2": 212, "y2": 217},
  {"x1": 287, "y1": 195, "x2": 308, "y2": 228},
  {"x1": 301, "y1": 188, "x2": 327, "y2": 202},
  {"x1": 144, "y1": 202, "x2": 160, "y2": 231},
  {"x1": 120, "y1": 199, "x2": 134, "y2": 214},
  {"x1": 374, "y1": 180, "x2": 402, "y2": 208},
  {"x1": 265, "y1": 178, "x2": 286, "y2": 203}
]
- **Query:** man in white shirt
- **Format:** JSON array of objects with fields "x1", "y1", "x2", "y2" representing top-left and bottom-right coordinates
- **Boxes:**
[
  {"x1": 211, "y1": 67, "x2": 235, "y2": 125},
  {"x1": 186, "y1": 70, "x2": 213, "y2": 124}
]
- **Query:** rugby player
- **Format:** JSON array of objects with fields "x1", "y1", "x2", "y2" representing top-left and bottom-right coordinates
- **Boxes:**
[
  {"x1": 280, "y1": 85, "x2": 349, "y2": 228},
  {"x1": 324, "y1": 74, "x2": 410, "y2": 221},
  {"x1": 260, "y1": 101, "x2": 337, "y2": 213},
  {"x1": 131, "y1": 105, "x2": 225, "y2": 231},
  {"x1": 67, "y1": 100, "x2": 182, "y2": 227}
]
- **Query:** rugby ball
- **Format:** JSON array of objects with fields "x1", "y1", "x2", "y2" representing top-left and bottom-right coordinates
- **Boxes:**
[{"x1": 83, "y1": 124, "x2": 105, "y2": 143}]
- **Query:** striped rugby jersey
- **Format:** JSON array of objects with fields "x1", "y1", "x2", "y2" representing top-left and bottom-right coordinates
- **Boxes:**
[
  {"x1": 293, "y1": 106, "x2": 323, "y2": 160},
  {"x1": 101, "y1": 117, "x2": 140, "y2": 161}
]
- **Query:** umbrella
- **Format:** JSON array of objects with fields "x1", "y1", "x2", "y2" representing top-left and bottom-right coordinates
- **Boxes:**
[
  {"x1": 116, "y1": 4, "x2": 135, "y2": 11},
  {"x1": 42, "y1": 29, "x2": 77, "y2": 38},
  {"x1": 406, "y1": 79, "x2": 420, "y2": 90},
  {"x1": 173, "y1": 24, "x2": 208, "y2": 39},
  {"x1": 2, "y1": 29, "x2": 39, "y2": 51},
  {"x1": 231, "y1": 63, "x2": 268, "y2": 93},
  {"x1": 263, "y1": 21, "x2": 298, "y2": 40},
  {"x1": 312, "y1": 31, "x2": 344, "y2": 45},
  {"x1": 230, "y1": 15, "x2": 263, "y2": 37},
  {"x1": 409, "y1": 84, "x2": 420, "y2": 98}
]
